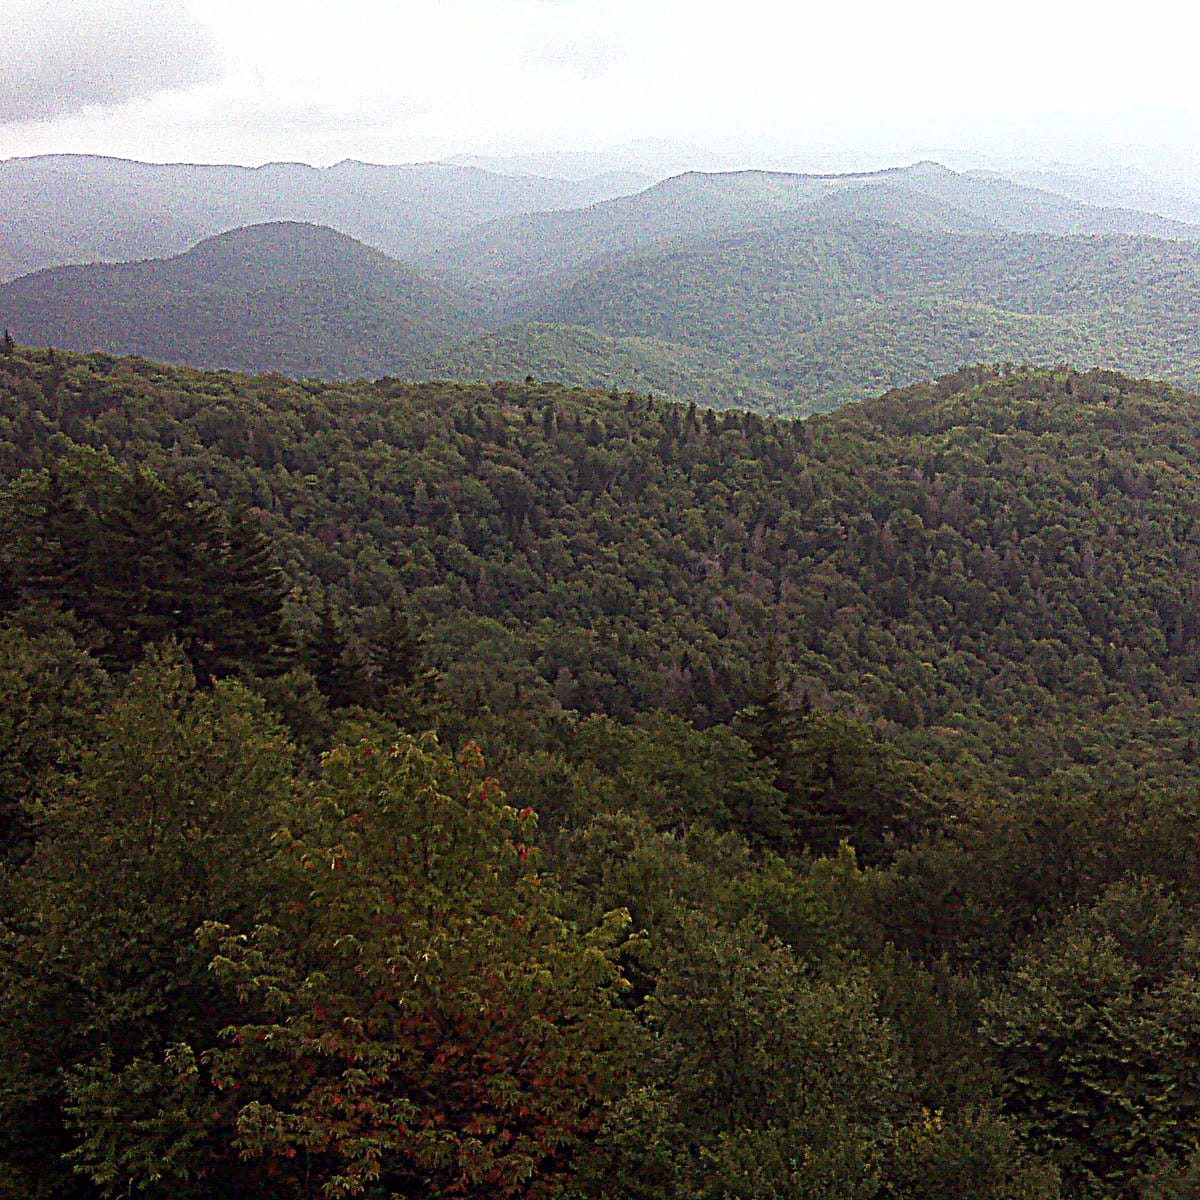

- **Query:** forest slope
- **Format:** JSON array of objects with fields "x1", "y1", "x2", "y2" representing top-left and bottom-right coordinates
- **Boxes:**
[
  {"x1": 422, "y1": 160, "x2": 1200, "y2": 289},
  {"x1": 4, "y1": 346, "x2": 1200, "y2": 795},
  {"x1": 0, "y1": 222, "x2": 484, "y2": 378},
  {"x1": 519, "y1": 218, "x2": 1200, "y2": 409}
]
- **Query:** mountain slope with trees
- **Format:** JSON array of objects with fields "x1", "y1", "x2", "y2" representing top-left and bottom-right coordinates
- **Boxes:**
[
  {"x1": 0, "y1": 222, "x2": 485, "y2": 378},
  {"x1": 10, "y1": 166, "x2": 1200, "y2": 410},
  {"x1": 513, "y1": 217, "x2": 1200, "y2": 409},
  {"x1": 421, "y1": 161, "x2": 1200, "y2": 289},
  {"x1": 8, "y1": 345, "x2": 1200, "y2": 1196},
  {"x1": 4, "y1": 345, "x2": 1200, "y2": 790}
]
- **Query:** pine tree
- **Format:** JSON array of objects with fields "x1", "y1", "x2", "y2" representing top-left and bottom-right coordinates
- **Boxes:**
[
  {"x1": 302, "y1": 594, "x2": 363, "y2": 708},
  {"x1": 737, "y1": 636, "x2": 801, "y2": 770},
  {"x1": 201, "y1": 504, "x2": 292, "y2": 679},
  {"x1": 360, "y1": 597, "x2": 439, "y2": 721}
]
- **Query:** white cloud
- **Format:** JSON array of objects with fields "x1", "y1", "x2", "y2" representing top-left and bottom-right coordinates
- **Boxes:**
[
  {"x1": 1, "y1": 0, "x2": 223, "y2": 122},
  {"x1": 2, "y1": 0, "x2": 1200, "y2": 173}
]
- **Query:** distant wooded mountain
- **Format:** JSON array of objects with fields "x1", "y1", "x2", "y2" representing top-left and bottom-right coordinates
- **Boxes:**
[
  {"x1": 442, "y1": 136, "x2": 732, "y2": 180},
  {"x1": 0, "y1": 153, "x2": 647, "y2": 281},
  {"x1": 0, "y1": 222, "x2": 483, "y2": 378},
  {"x1": 10, "y1": 159, "x2": 1200, "y2": 409},
  {"x1": 407, "y1": 321, "x2": 790, "y2": 411},
  {"x1": 419, "y1": 161, "x2": 1200, "y2": 290},
  {"x1": 497, "y1": 215, "x2": 1200, "y2": 409},
  {"x1": 982, "y1": 165, "x2": 1200, "y2": 226}
]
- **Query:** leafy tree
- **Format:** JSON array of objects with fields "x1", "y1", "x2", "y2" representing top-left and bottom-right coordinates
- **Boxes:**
[
  {"x1": 205, "y1": 733, "x2": 638, "y2": 1200},
  {"x1": 985, "y1": 878, "x2": 1200, "y2": 1196},
  {"x1": 642, "y1": 912, "x2": 901, "y2": 1199},
  {"x1": 0, "y1": 622, "x2": 110, "y2": 862},
  {"x1": 0, "y1": 647, "x2": 297, "y2": 1198},
  {"x1": 881, "y1": 1108, "x2": 1061, "y2": 1200}
]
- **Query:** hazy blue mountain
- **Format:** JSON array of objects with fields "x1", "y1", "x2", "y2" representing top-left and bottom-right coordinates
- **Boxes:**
[
  {"x1": 14, "y1": 162, "x2": 1200, "y2": 413},
  {"x1": 892, "y1": 160, "x2": 1200, "y2": 238},
  {"x1": 0, "y1": 221, "x2": 484, "y2": 378},
  {"x1": 443, "y1": 137, "x2": 734, "y2": 180},
  {"x1": 980, "y1": 164, "x2": 1200, "y2": 226},
  {"x1": 0, "y1": 153, "x2": 649, "y2": 281},
  {"x1": 422, "y1": 161, "x2": 1200, "y2": 291}
]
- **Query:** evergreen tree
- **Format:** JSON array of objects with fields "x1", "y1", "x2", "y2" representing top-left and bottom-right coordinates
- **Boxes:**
[
  {"x1": 360, "y1": 596, "x2": 440, "y2": 722},
  {"x1": 200, "y1": 504, "x2": 292, "y2": 679},
  {"x1": 736, "y1": 636, "x2": 802, "y2": 774},
  {"x1": 302, "y1": 594, "x2": 363, "y2": 708}
]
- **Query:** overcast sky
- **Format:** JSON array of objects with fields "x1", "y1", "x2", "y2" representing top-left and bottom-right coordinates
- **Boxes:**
[{"x1": 5, "y1": 0, "x2": 1200, "y2": 174}]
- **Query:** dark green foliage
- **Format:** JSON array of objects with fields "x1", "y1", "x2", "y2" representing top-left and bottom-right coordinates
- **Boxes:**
[
  {"x1": 985, "y1": 879, "x2": 1200, "y2": 1197},
  {"x1": 0, "y1": 450, "x2": 291, "y2": 680},
  {"x1": 13, "y1": 348, "x2": 1200, "y2": 811},
  {"x1": 0, "y1": 222, "x2": 483, "y2": 380},
  {"x1": 0, "y1": 650, "x2": 297, "y2": 1198},
  {"x1": 0, "y1": 620, "x2": 110, "y2": 861}
]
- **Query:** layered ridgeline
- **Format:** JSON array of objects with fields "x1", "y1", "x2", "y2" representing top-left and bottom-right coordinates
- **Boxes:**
[
  {"x1": 10, "y1": 346, "x2": 1200, "y2": 1198},
  {"x1": 0, "y1": 152, "x2": 648, "y2": 280},
  {"x1": 9, "y1": 161, "x2": 1200, "y2": 411},
  {"x1": 419, "y1": 160, "x2": 1200, "y2": 287}
]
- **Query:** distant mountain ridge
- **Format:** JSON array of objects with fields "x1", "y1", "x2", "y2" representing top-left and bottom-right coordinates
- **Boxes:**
[
  {"x1": 11, "y1": 157, "x2": 1200, "y2": 410},
  {"x1": 0, "y1": 152, "x2": 648, "y2": 282}
]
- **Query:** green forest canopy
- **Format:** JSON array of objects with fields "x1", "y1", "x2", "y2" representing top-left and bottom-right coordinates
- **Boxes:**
[{"x1": 6, "y1": 345, "x2": 1200, "y2": 1197}]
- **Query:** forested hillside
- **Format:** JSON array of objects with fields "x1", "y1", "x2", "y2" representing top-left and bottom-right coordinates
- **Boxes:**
[
  {"x1": 5, "y1": 346, "x2": 1200, "y2": 784},
  {"x1": 420, "y1": 161, "x2": 1200, "y2": 287},
  {"x1": 8, "y1": 345, "x2": 1200, "y2": 1197},
  {"x1": 507, "y1": 216, "x2": 1200, "y2": 410},
  {"x1": 0, "y1": 222, "x2": 484, "y2": 378}
]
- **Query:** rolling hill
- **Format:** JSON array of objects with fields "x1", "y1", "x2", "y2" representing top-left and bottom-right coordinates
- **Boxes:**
[
  {"x1": 407, "y1": 321, "x2": 789, "y2": 411},
  {"x1": 12, "y1": 348, "x2": 1200, "y2": 1197},
  {"x1": 12, "y1": 160, "x2": 1200, "y2": 409},
  {"x1": 506, "y1": 216, "x2": 1200, "y2": 409},
  {"x1": 0, "y1": 222, "x2": 484, "y2": 378}
]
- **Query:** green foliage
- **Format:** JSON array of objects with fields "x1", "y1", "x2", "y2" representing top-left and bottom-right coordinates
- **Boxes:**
[
  {"x1": 13, "y1": 348, "x2": 1200, "y2": 812},
  {"x1": 14, "y1": 164, "x2": 1200, "y2": 414},
  {"x1": 0, "y1": 222, "x2": 482, "y2": 379},
  {"x1": 6, "y1": 347, "x2": 1200, "y2": 1197},
  {"x1": 0, "y1": 620, "x2": 110, "y2": 860},
  {"x1": 413, "y1": 321, "x2": 790, "y2": 413},
  {"x1": 1, "y1": 448, "x2": 291, "y2": 679},
  {"x1": 985, "y1": 879, "x2": 1200, "y2": 1197},
  {"x1": 881, "y1": 1108, "x2": 1061, "y2": 1200},
  {"x1": 643, "y1": 912, "x2": 900, "y2": 1199},
  {"x1": 0, "y1": 648, "x2": 297, "y2": 1197},
  {"x1": 206, "y1": 733, "x2": 638, "y2": 1199}
]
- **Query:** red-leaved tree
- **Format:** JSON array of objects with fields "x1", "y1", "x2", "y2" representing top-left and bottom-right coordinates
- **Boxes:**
[{"x1": 204, "y1": 732, "x2": 636, "y2": 1199}]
